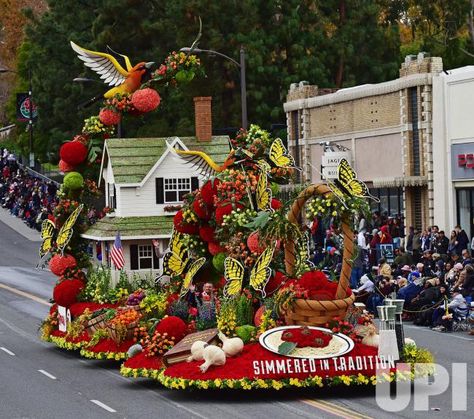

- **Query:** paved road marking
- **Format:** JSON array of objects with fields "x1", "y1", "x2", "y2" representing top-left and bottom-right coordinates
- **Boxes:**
[
  {"x1": 404, "y1": 325, "x2": 474, "y2": 342},
  {"x1": 38, "y1": 369, "x2": 57, "y2": 380},
  {"x1": 0, "y1": 282, "x2": 51, "y2": 306},
  {"x1": 90, "y1": 400, "x2": 116, "y2": 413},
  {"x1": 301, "y1": 398, "x2": 372, "y2": 419},
  {"x1": 0, "y1": 346, "x2": 15, "y2": 356}
]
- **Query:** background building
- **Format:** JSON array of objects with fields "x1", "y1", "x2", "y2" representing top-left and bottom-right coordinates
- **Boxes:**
[
  {"x1": 284, "y1": 53, "x2": 444, "y2": 232},
  {"x1": 433, "y1": 67, "x2": 474, "y2": 240}
]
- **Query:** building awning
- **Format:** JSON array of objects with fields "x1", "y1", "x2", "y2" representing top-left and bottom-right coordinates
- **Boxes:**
[
  {"x1": 371, "y1": 176, "x2": 428, "y2": 188},
  {"x1": 81, "y1": 215, "x2": 174, "y2": 241}
]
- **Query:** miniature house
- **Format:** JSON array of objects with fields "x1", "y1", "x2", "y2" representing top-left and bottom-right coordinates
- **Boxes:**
[{"x1": 81, "y1": 97, "x2": 230, "y2": 277}]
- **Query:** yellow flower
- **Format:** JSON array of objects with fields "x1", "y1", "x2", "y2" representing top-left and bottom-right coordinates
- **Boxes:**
[
  {"x1": 271, "y1": 380, "x2": 283, "y2": 390},
  {"x1": 256, "y1": 379, "x2": 268, "y2": 388},
  {"x1": 226, "y1": 380, "x2": 234, "y2": 388},
  {"x1": 200, "y1": 381, "x2": 209, "y2": 389},
  {"x1": 214, "y1": 379, "x2": 222, "y2": 388}
]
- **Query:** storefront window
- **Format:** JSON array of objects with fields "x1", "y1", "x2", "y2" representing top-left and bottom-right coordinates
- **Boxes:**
[
  {"x1": 370, "y1": 187, "x2": 404, "y2": 217},
  {"x1": 456, "y1": 188, "x2": 474, "y2": 240}
]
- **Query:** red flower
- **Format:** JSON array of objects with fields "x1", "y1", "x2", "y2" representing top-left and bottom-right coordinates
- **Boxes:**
[
  {"x1": 58, "y1": 159, "x2": 75, "y2": 173},
  {"x1": 59, "y1": 141, "x2": 88, "y2": 166},
  {"x1": 188, "y1": 307, "x2": 198, "y2": 317},
  {"x1": 173, "y1": 210, "x2": 199, "y2": 235},
  {"x1": 155, "y1": 316, "x2": 187, "y2": 343},
  {"x1": 199, "y1": 225, "x2": 215, "y2": 242},
  {"x1": 53, "y1": 279, "x2": 84, "y2": 308},
  {"x1": 247, "y1": 231, "x2": 264, "y2": 254},
  {"x1": 271, "y1": 198, "x2": 282, "y2": 210},
  {"x1": 49, "y1": 254, "x2": 77, "y2": 277},
  {"x1": 99, "y1": 108, "x2": 121, "y2": 126},
  {"x1": 201, "y1": 179, "x2": 220, "y2": 206},
  {"x1": 281, "y1": 327, "x2": 332, "y2": 348},
  {"x1": 193, "y1": 199, "x2": 212, "y2": 221},
  {"x1": 265, "y1": 271, "x2": 287, "y2": 295},
  {"x1": 131, "y1": 88, "x2": 161, "y2": 113},
  {"x1": 208, "y1": 241, "x2": 226, "y2": 255}
]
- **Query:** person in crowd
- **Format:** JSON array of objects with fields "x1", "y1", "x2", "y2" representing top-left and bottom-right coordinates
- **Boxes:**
[
  {"x1": 412, "y1": 228, "x2": 422, "y2": 263},
  {"x1": 393, "y1": 246, "x2": 413, "y2": 267},
  {"x1": 377, "y1": 257, "x2": 392, "y2": 280},
  {"x1": 454, "y1": 225, "x2": 469, "y2": 256},
  {"x1": 461, "y1": 249, "x2": 472, "y2": 266},
  {"x1": 379, "y1": 225, "x2": 392, "y2": 244},
  {"x1": 453, "y1": 264, "x2": 474, "y2": 298},
  {"x1": 432, "y1": 289, "x2": 469, "y2": 332},
  {"x1": 420, "y1": 252, "x2": 435, "y2": 277},
  {"x1": 447, "y1": 230, "x2": 458, "y2": 255},
  {"x1": 406, "y1": 226, "x2": 414, "y2": 255},
  {"x1": 432, "y1": 230, "x2": 449, "y2": 256},
  {"x1": 353, "y1": 274, "x2": 375, "y2": 307},
  {"x1": 420, "y1": 229, "x2": 431, "y2": 253}
]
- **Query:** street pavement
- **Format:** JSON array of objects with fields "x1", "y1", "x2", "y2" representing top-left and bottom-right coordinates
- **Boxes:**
[{"x1": 0, "y1": 208, "x2": 472, "y2": 419}]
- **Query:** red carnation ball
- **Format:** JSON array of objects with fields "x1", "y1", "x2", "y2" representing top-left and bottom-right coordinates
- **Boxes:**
[
  {"x1": 59, "y1": 141, "x2": 88, "y2": 166},
  {"x1": 49, "y1": 254, "x2": 77, "y2": 277},
  {"x1": 247, "y1": 231, "x2": 264, "y2": 254},
  {"x1": 199, "y1": 225, "x2": 215, "y2": 242},
  {"x1": 254, "y1": 305, "x2": 266, "y2": 327},
  {"x1": 173, "y1": 210, "x2": 199, "y2": 235},
  {"x1": 53, "y1": 279, "x2": 84, "y2": 308},
  {"x1": 208, "y1": 241, "x2": 226, "y2": 255},
  {"x1": 154, "y1": 316, "x2": 187, "y2": 343},
  {"x1": 131, "y1": 88, "x2": 161, "y2": 113},
  {"x1": 193, "y1": 199, "x2": 212, "y2": 221},
  {"x1": 201, "y1": 179, "x2": 220, "y2": 206},
  {"x1": 58, "y1": 159, "x2": 74, "y2": 173},
  {"x1": 271, "y1": 198, "x2": 282, "y2": 210},
  {"x1": 99, "y1": 108, "x2": 121, "y2": 126}
]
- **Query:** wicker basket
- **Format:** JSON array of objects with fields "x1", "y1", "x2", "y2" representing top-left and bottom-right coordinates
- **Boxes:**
[
  {"x1": 283, "y1": 184, "x2": 355, "y2": 326},
  {"x1": 85, "y1": 312, "x2": 109, "y2": 335},
  {"x1": 107, "y1": 322, "x2": 137, "y2": 344}
]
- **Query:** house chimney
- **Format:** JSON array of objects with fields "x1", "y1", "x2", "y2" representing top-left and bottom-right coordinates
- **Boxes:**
[{"x1": 194, "y1": 96, "x2": 212, "y2": 141}]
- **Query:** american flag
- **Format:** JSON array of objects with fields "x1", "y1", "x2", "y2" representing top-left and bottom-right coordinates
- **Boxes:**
[{"x1": 110, "y1": 231, "x2": 125, "y2": 270}]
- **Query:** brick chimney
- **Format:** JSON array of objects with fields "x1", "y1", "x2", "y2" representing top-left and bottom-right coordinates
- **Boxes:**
[{"x1": 194, "y1": 96, "x2": 212, "y2": 141}]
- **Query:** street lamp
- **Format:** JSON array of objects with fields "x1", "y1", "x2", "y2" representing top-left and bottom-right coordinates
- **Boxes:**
[
  {"x1": 73, "y1": 77, "x2": 122, "y2": 137},
  {"x1": 180, "y1": 46, "x2": 247, "y2": 130},
  {"x1": 0, "y1": 67, "x2": 35, "y2": 167}
]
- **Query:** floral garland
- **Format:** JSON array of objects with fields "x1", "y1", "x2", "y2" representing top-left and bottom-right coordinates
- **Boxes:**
[
  {"x1": 80, "y1": 347, "x2": 129, "y2": 361},
  {"x1": 79, "y1": 338, "x2": 135, "y2": 360},
  {"x1": 120, "y1": 365, "x2": 164, "y2": 380},
  {"x1": 157, "y1": 369, "x2": 420, "y2": 390}
]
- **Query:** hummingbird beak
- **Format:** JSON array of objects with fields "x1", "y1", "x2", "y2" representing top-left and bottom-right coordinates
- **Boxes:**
[{"x1": 145, "y1": 62, "x2": 155, "y2": 69}]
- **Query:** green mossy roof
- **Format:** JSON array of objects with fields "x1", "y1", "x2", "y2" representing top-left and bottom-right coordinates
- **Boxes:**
[
  {"x1": 106, "y1": 136, "x2": 230, "y2": 184},
  {"x1": 81, "y1": 215, "x2": 174, "y2": 240}
]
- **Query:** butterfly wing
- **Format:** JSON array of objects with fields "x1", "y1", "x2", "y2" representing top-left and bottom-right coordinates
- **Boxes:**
[
  {"x1": 269, "y1": 138, "x2": 295, "y2": 168},
  {"x1": 249, "y1": 245, "x2": 275, "y2": 297},
  {"x1": 336, "y1": 158, "x2": 379, "y2": 201},
  {"x1": 180, "y1": 257, "x2": 206, "y2": 298},
  {"x1": 39, "y1": 219, "x2": 56, "y2": 257},
  {"x1": 294, "y1": 233, "x2": 315, "y2": 275},
  {"x1": 256, "y1": 170, "x2": 272, "y2": 212},
  {"x1": 56, "y1": 205, "x2": 83, "y2": 254},
  {"x1": 223, "y1": 257, "x2": 245, "y2": 298}
]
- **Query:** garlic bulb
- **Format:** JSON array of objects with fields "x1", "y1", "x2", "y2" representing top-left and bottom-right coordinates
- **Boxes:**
[
  {"x1": 218, "y1": 331, "x2": 244, "y2": 357},
  {"x1": 186, "y1": 341, "x2": 208, "y2": 362},
  {"x1": 199, "y1": 345, "x2": 226, "y2": 373}
]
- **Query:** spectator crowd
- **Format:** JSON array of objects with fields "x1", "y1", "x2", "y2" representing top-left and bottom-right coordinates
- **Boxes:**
[
  {"x1": 0, "y1": 149, "x2": 58, "y2": 230},
  {"x1": 310, "y1": 211, "x2": 474, "y2": 335}
]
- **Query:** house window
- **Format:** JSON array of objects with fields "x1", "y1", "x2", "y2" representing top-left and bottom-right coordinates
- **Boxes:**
[
  {"x1": 156, "y1": 177, "x2": 199, "y2": 204},
  {"x1": 138, "y1": 245, "x2": 153, "y2": 269},
  {"x1": 164, "y1": 178, "x2": 191, "y2": 203}
]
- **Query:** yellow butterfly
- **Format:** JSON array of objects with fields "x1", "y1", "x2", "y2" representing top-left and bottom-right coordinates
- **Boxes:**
[
  {"x1": 293, "y1": 232, "x2": 315, "y2": 276},
  {"x1": 39, "y1": 204, "x2": 83, "y2": 258},
  {"x1": 330, "y1": 158, "x2": 378, "y2": 201},
  {"x1": 161, "y1": 229, "x2": 190, "y2": 277},
  {"x1": 269, "y1": 138, "x2": 296, "y2": 169},
  {"x1": 224, "y1": 245, "x2": 275, "y2": 298},
  {"x1": 179, "y1": 257, "x2": 206, "y2": 298},
  {"x1": 256, "y1": 168, "x2": 272, "y2": 212}
]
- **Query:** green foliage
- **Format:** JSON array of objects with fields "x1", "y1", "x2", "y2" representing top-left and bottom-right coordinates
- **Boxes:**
[
  {"x1": 168, "y1": 299, "x2": 189, "y2": 321},
  {"x1": 235, "y1": 324, "x2": 257, "y2": 343},
  {"x1": 235, "y1": 295, "x2": 254, "y2": 326},
  {"x1": 196, "y1": 300, "x2": 217, "y2": 331},
  {"x1": 212, "y1": 253, "x2": 226, "y2": 274}
]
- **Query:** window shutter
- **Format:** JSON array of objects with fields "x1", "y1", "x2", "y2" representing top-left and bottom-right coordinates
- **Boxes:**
[
  {"x1": 191, "y1": 177, "x2": 199, "y2": 191},
  {"x1": 130, "y1": 245, "x2": 138, "y2": 270},
  {"x1": 152, "y1": 243, "x2": 160, "y2": 270},
  {"x1": 156, "y1": 178, "x2": 164, "y2": 204}
]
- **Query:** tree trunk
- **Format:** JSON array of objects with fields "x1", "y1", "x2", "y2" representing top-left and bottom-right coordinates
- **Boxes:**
[
  {"x1": 335, "y1": 0, "x2": 346, "y2": 88},
  {"x1": 469, "y1": 0, "x2": 474, "y2": 50}
]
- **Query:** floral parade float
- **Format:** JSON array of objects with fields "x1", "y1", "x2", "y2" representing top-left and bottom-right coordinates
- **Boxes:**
[{"x1": 38, "y1": 39, "x2": 435, "y2": 391}]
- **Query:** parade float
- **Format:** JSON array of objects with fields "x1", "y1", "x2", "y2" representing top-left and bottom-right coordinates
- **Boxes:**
[{"x1": 39, "y1": 40, "x2": 435, "y2": 392}]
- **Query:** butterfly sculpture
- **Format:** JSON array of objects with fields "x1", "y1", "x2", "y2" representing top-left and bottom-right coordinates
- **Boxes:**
[
  {"x1": 179, "y1": 257, "x2": 206, "y2": 298},
  {"x1": 269, "y1": 138, "x2": 299, "y2": 170},
  {"x1": 255, "y1": 161, "x2": 273, "y2": 212},
  {"x1": 160, "y1": 229, "x2": 190, "y2": 279},
  {"x1": 328, "y1": 158, "x2": 379, "y2": 203},
  {"x1": 39, "y1": 204, "x2": 84, "y2": 260},
  {"x1": 223, "y1": 244, "x2": 275, "y2": 299},
  {"x1": 293, "y1": 232, "x2": 315, "y2": 276}
]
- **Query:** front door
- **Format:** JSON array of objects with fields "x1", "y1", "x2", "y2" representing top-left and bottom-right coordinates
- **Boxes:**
[{"x1": 456, "y1": 188, "x2": 474, "y2": 241}]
